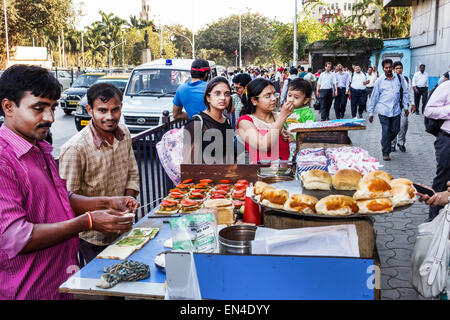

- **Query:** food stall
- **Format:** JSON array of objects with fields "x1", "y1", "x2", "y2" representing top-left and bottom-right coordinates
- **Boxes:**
[{"x1": 60, "y1": 120, "x2": 417, "y2": 300}]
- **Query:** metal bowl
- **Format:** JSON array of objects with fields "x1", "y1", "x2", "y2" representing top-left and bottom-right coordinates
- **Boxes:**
[{"x1": 218, "y1": 225, "x2": 257, "y2": 255}]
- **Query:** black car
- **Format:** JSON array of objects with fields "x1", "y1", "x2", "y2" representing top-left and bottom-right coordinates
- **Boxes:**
[
  {"x1": 59, "y1": 73, "x2": 105, "y2": 115},
  {"x1": 74, "y1": 74, "x2": 130, "y2": 131}
]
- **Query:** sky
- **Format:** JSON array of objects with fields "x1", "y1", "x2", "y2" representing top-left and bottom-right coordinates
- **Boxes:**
[{"x1": 74, "y1": 0, "x2": 297, "y2": 31}]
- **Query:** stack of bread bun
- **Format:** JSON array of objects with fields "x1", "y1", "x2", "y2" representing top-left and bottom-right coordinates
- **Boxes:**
[{"x1": 254, "y1": 169, "x2": 416, "y2": 217}]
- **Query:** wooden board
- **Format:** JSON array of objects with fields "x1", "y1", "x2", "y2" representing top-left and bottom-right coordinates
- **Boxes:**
[
  {"x1": 291, "y1": 126, "x2": 366, "y2": 133},
  {"x1": 180, "y1": 164, "x2": 268, "y2": 184}
]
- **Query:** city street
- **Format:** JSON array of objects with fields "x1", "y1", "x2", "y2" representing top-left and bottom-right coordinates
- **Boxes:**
[{"x1": 51, "y1": 107, "x2": 78, "y2": 158}]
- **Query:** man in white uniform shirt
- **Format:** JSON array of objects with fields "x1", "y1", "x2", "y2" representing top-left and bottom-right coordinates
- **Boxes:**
[
  {"x1": 366, "y1": 67, "x2": 377, "y2": 98},
  {"x1": 412, "y1": 64, "x2": 429, "y2": 115},
  {"x1": 349, "y1": 64, "x2": 370, "y2": 118},
  {"x1": 316, "y1": 62, "x2": 337, "y2": 121}
]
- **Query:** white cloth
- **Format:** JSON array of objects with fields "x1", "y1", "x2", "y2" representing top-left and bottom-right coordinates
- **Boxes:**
[
  {"x1": 367, "y1": 72, "x2": 377, "y2": 88},
  {"x1": 350, "y1": 72, "x2": 368, "y2": 90},
  {"x1": 412, "y1": 71, "x2": 429, "y2": 88}
]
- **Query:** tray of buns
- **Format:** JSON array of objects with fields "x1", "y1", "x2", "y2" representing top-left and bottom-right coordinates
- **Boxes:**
[{"x1": 252, "y1": 169, "x2": 416, "y2": 219}]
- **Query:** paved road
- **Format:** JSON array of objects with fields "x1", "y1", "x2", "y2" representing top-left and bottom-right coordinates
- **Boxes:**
[
  {"x1": 51, "y1": 107, "x2": 78, "y2": 158},
  {"x1": 330, "y1": 102, "x2": 437, "y2": 300}
]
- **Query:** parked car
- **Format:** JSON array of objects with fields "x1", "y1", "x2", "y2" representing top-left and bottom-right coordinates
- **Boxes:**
[
  {"x1": 121, "y1": 58, "x2": 217, "y2": 133},
  {"x1": 74, "y1": 73, "x2": 130, "y2": 131},
  {"x1": 51, "y1": 70, "x2": 74, "y2": 91},
  {"x1": 59, "y1": 72, "x2": 105, "y2": 115},
  {"x1": 0, "y1": 115, "x2": 4, "y2": 127}
]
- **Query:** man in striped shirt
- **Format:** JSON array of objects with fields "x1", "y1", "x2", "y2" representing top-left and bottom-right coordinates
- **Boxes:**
[{"x1": 0, "y1": 65, "x2": 137, "y2": 300}]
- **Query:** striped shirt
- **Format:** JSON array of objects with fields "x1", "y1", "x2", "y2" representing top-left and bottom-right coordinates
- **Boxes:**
[
  {"x1": 0, "y1": 124, "x2": 78, "y2": 300},
  {"x1": 58, "y1": 121, "x2": 139, "y2": 246}
]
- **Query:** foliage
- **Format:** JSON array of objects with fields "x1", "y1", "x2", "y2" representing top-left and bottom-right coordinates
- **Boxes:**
[{"x1": 196, "y1": 11, "x2": 277, "y2": 66}]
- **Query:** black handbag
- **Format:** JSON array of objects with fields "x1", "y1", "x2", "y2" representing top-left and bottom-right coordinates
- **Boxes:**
[{"x1": 313, "y1": 99, "x2": 321, "y2": 111}]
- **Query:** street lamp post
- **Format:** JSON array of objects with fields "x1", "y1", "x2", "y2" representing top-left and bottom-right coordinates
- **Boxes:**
[
  {"x1": 293, "y1": 0, "x2": 298, "y2": 67},
  {"x1": 3, "y1": 0, "x2": 10, "y2": 67},
  {"x1": 109, "y1": 40, "x2": 126, "y2": 71},
  {"x1": 169, "y1": 31, "x2": 195, "y2": 59}
]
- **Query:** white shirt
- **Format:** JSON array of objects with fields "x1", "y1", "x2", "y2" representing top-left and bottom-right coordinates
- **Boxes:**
[
  {"x1": 350, "y1": 72, "x2": 368, "y2": 90},
  {"x1": 367, "y1": 72, "x2": 377, "y2": 88},
  {"x1": 412, "y1": 71, "x2": 429, "y2": 88},
  {"x1": 317, "y1": 71, "x2": 337, "y2": 90}
]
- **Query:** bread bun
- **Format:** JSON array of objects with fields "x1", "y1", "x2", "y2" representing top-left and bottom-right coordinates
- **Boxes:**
[
  {"x1": 285, "y1": 194, "x2": 318, "y2": 214},
  {"x1": 204, "y1": 199, "x2": 233, "y2": 208},
  {"x1": 332, "y1": 169, "x2": 363, "y2": 190},
  {"x1": 260, "y1": 188, "x2": 289, "y2": 209},
  {"x1": 316, "y1": 195, "x2": 359, "y2": 216},
  {"x1": 254, "y1": 181, "x2": 275, "y2": 196},
  {"x1": 301, "y1": 169, "x2": 332, "y2": 190},
  {"x1": 391, "y1": 183, "x2": 416, "y2": 208},
  {"x1": 353, "y1": 178, "x2": 393, "y2": 200},
  {"x1": 362, "y1": 170, "x2": 393, "y2": 183},
  {"x1": 389, "y1": 178, "x2": 413, "y2": 188},
  {"x1": 357, "y1": 198, "x2": 393, "y2": 214}
]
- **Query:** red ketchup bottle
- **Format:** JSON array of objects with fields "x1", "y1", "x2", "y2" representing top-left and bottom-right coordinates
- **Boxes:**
[{"x1": 244, "y1": 183, "x2": 263, "y2": 225}]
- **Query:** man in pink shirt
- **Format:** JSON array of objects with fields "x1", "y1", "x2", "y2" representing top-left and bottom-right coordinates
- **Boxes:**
[
  {"x1": 0, "y1": 65, "x2": 138, "y2": 300},
  {"x1": 424, "y1": 79, "x2": 450, "y2": 220}
]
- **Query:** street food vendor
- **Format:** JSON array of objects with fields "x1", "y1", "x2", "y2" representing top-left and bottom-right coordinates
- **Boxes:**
[
  {"x1": 0, "y1": 65, "x2": 138, "y2": 300},
  {"x1": 237, "y1": 78, "x2": 294, "y2": 164}
]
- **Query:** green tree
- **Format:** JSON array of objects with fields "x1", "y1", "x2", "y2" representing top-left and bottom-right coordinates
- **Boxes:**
[{"x1": 196, "y1": 11, "x2": 277, "y2": 66}]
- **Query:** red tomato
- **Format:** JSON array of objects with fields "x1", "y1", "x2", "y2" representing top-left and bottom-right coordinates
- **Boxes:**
[
  {"x1": 232, "y1": 200, "x2": 244, "y2": 208},
  {"x1": 200, "y1": 179, "x2": 213, "y2": 184},
  {"x1": 215, "y1": 184, "x2": 231, "y2": 191},
  {"x1": 181, "y1": 199, "x2": 197, "y2": 206},
  {"x1": 236, "y1": 179, "x2": 249, "y2": 185},
  {"x1": 161, "y1": 199, "x2": 178, "y2": 207},
  {"x1": 211, "y1": 189, "x2": 227, "y2": 195},
  {"x1": 220, "y1": 179, "x2": 232, "y2": 184},
  {"x1": 211, "y1": 194, "x2": 226, "y2": 199},
  {"x1": 182, "y1": 179, "x2": 193, "y2": 184},
  {"x1": 234, "y1": 183, "x2": 247, "y2": 190}
]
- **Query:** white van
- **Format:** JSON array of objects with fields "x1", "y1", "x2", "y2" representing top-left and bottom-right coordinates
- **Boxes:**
[{"x1": 121, "y1": 58, "x2": 217, "y2": 133}]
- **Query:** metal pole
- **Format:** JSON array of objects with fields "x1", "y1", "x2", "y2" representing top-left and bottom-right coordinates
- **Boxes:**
[
  {"x1": 3, "y1": 0, "x2": 10, "y2": 67},
  {"x1": 192, "y1": 0, "x2": 195, "y2": 58},
  {"x1": 58, "y1": 35, "x2": 62, "y2": 68},
  {"x1": 62, "y1": 30, "x2": 66, "y2": 68},
  {"x1": 122, "y1": 36, "x2": 124, "y2": 67},
  {"x1": 81, "y1": 30, "x2": 85, "y2": 69},
  {"x1": 293, "y1": 0, "x2": 298, "y2": 67},
  {"x1": 239, "y1": 13, "x2": 242, "y2": 69}
]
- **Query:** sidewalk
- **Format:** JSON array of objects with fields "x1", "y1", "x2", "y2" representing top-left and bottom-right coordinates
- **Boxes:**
[{"x1": 338, "y1": 108, "x2": 436, "y2": 300}]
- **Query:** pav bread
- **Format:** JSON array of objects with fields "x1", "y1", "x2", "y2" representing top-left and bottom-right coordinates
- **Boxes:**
[
  {"x1": 389, "y1": 178, "x2": 413, "y2": 188},
  {"x1": 301, "y1": 169, "x2": 332, "y2": 191},
  {"x1": 332, "y1": 169, "x2": 363, "y2": 190},
  {"x1": 357, "y1": 198, "x2": 393, "y2": 214},
  {"x1": 362, "y1": 170, "x2": 393, "y2": 183},
  {"x1": 260, "y1": 188, "x2": 289, "y2": 210},
  {"x1": 254, "y1": 181, "x2": 275, "y2": 202},
  {"x1": 353, "y1": 178, "x2": 393, "y2": 200},
  {"x1": 391, "y1": 183, "x2": 416, "y2": 208},
  {"x1": 315, "y1": 195, "x2": 359, "y2": 216},
  {"x1": 285, "y1": 194, "x2": 318, "y2": 214}
]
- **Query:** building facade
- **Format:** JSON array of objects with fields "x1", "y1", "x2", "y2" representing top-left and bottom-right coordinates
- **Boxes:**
[
  {"x1": 384, "y1": 0, "x2": 450, "y2": 88},
  {"x1": 140, "y1": 0, "x2": 151, "y2": 22},
  {"x1": 305, "y1": 0, "x2": 364, "y2": 22}
]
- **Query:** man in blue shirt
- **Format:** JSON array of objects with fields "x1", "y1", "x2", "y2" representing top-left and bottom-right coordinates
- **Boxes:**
[
  {"x1": 334, "y1": 64, "x2": 350, "y2": 119},
  {"x1": 368, "y1": 59, "x2": 409, "y2": 161},
  {"x1": 173, "y1": 59, "x2": 210, "y2": 120}
]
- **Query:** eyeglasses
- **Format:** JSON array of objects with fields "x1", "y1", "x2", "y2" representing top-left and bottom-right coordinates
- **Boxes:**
[
  {"x1": 255, "y1": 93, "x2": 280, "y2": 99},
  {"x1": 209, "y1": 91, "x2": 231, "y2": 98}
]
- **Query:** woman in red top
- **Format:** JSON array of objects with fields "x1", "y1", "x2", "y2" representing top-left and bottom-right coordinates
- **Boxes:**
[{"x1": 237, "y1": 78, "x2": 294, "y2": 164}]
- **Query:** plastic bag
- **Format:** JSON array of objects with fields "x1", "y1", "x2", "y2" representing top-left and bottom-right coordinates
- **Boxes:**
[
  {"x1": 165, "y1": 252, "x2": 202, "y2": 300},
  {"x1": 411, "y1": 203, "x2": 450, "y2": 298},
  {"x1": 156, "y1": 128, "x2": 184, "y2": 185}
]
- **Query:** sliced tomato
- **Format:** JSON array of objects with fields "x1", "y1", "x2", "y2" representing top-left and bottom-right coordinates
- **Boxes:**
[
  {"x1": 215, "y1": 184, "x2": 231, "y2": 191},
  {"x1": 176, "y1": 184, "x2": 191, "y2": 190},
  {"x1": 182, "y1": 179, "x2": 193, "y2": 184},
  {"x1": 200, "y1": 179, "x2": 213, "y2": 184},
  {"x1": 169, "y1": 194, "x2": 184, "y2": 200},
  {"x1": 236, "y1": 179, "x2": 249, "y2": 185},
  {"x1": 234, "y1": 183, "x2": 247, "y2": 191},
  {"x1": 189, "y1": 193, "x2": 205, "y2": 199},
  {"x1": 161, "y1": 199, "x2": 178, "y2": 207},
  {"x1": 194, "y1": 183, "x2": 208, "y2": 189},
  {"x1": 211, "y1": 189, "x2": 228, "y2": 195},
  {"x1": 232, "y1": 200, "x2": 244, "y2": 208},
  {"x1": 181, "y1": 199, "x2": 197, "y2": 206},
  {"x1": 211, "y1": 194, "x2": 226, "y2": 199},
  {"x1": 220, "y1": 179, "x2": 232, "y2": 184}
]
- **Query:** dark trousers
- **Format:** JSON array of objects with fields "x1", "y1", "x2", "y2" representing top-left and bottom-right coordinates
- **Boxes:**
[
  {"x1": 366, "y1": 87, "x2": 374, "y2": 98},
  {"x1": 378, "y1": 114, "x2": 401, "y2": 155},
  {"x1": 350, "y1": 88, "x2": 367, "y2": 118},
  {"x1": 319, "y1": 89, "x2": 333, "y2": 121},
  {"x1": 334, "y1": 87, "x2": 348, "y2": 119},
  {"x1": 414, "y1": 87, "x2": 428, "y2": 114},
  {"x1": 79, "y1": 238, "x2": 108, "y2": 264},
  {"x1": 429, "y1": 131, "x2": 450, "y2": 220}
]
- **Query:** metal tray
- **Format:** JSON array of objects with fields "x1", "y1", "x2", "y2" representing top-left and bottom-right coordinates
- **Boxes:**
[{"x1": 252, "y1": 180, "x2": 412, "y2": 219}]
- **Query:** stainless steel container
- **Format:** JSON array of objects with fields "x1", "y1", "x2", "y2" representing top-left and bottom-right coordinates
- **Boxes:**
[
  {"x1": 218, "y1": 225, "x2": 257, "y2": 255},
  {"x1": 257, "y1": 166, "x2": 294, "y2": 182}
]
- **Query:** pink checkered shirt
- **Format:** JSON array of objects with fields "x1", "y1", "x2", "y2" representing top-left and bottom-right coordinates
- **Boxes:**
[{"x1": 0, "y1": 124, "x2": 79, "y2": 300}]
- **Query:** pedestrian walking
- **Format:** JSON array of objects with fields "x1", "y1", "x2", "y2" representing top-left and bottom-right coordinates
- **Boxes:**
[
  {"x1": 391, "y1": 61, "x2": 416, "y2": 153},
  {"x1": 366, "y1": 67, "x2": 377, "y2": 98},
  {"x1": 298, "y1": 66, "x2": 307, "y2": 79},
  {"x1": 232, "y1": 73, "x2": 252, "y2": 129},
  {"x1": 412, "y1": 64, "x2": 429, "y2": 114},
  {"x1": 173, "y1": 58, "x2": 210, "y2": 120},
  {"x1": 423, "y1": 78, "x2": 450, "y2": 220},
  {"x1": 316, "y1": 62, "x2": 337, "y2": 121},
  {"x1": 368, "y1": 59, "x2": 409, "y2": 161},
  {"x1": 349, "y1": 64, "x2": 370, "y2": 118},
  {"x1": 280, "y1": 66, "x2": 298, "y2": 105},
  {"x1": 334, "y1": 64, "x2": 350, "y2": 119},
  {"x1": 58, "y1": 83, "x2": 140, "y2": 263}
]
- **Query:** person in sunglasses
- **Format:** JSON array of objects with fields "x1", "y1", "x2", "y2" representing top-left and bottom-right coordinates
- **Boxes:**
[{"x1": 237, "y1": 78, "x2": 294, "y2": 164}]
